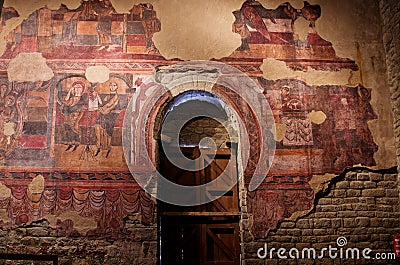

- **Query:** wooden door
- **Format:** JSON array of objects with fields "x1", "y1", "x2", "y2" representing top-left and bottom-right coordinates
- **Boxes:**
[{"x1": 159, "y1": 146, "x2": 240, "y2": 265}]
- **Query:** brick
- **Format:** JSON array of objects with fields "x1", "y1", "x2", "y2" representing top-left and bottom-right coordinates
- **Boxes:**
[
  {"x1": 375, "y1": 211, "x2": 394, "y2": 218},
  {"x1": 20, "y1": 236, "x2": 42, "y2": 246},
  {"x1": 343, "y1": 219, "x2": 357, "y2": 228},
  {"x1": 354, "y1": 204, "x2": 375, "y2": 213},
  {"x1": 345, "y1": 172, "x2": 358, "y2": 181},
  {"x1": 301, "y1": 236, "x2": 317, "y2": 243},
  {"x1": 358, "y1": 197, "x2": 375, "y2": 204},
  {"x1": 313, "y1": 229, "x2": 329, "y2": 236},
  {"x1": 243, "y1": 259, "x2": 264, "y2": 265},
  {"x1": 384, "y1": 174, "x2": 398, "y2": 181},
  {"x1": 286, "y1": 229, "x2": 301, "y2": 237},
  {"x1": 369, "y1": 173, "x2": 384, "y2": 181},
  {"x1": 318, "y1": 205, "x2": 341, "y2": 212},
  {"x1": 314, "y1": 218, "x2": 331, "y2": 228},
  {"x1": 314, "y1": 235, "x2": 331, "y2": 243},
  {"x1": 349, "y1": 181, "x2": 364, "y2": 189},
  {"x1": 377, "y1": 205, "x2": 394, "y2": 211},
  {"x1": 313, "y1": 212, "x2": 337, "y2": 218},
  {"x1": 317, "y1": 198, "x2": 332, "y2": 205},
  {"x1": 302, "y1": 229, "x2": 313, "y2": 236},
  {"x1": 137, "y1": 228, "x2": 157, "y2": 241},
  {"x1": 386, "y1": 188, "x2": 399, "y2": 197},
  {"x1": 377, "y1": 181, "x2": 397, "y2": 189},
  {"x1": 376, "y1": 197, "x2": 399, "y2": 205},
  {"x1": 383, "y1": 218, "x2": 398, "y2": 228},
  {"x1": 243, "y1": 242, "x2": 263, "y2": 253},
  {"x1": 338, "y1": 211, "x2": 358, "y2": 218},
  {"x1": 333, "y1": 189, "x2": 347, "y2": 198},
  {"x1": 331, "y1": 198, "x2": 345, "y2": 204},
  {"x1": 26, "y1": 227, "x2": 50, "y2": 237},
  {"x1": 342, "y1": 204, "x2": 354, "y2": 210},
  {"x1": 362, "y1": 189, "x2": 386, "y2": 197},
  {"x1": 296, "y1": 220, "x2": 310, "y2": 229},
  {"x1": 363, "y1": 181, "x2": 377, "y2": 188},
  {"x1": 355, "y1": 217, "x2": 370, "y2": 227},
  {"x1": 346, "y1": 189, "x2": 361, "y2": 197},
  {"x1": 331, "y1": 219, "x2": 342, "y2": 228},
  {"x1": 280, "y1": 221, "x2": 295, "y2": 228},
  {"x1": 335, "y1": 181, "x2": 349, "y2": 189},
  {"x1": 343, "y1": 198, "x2": 359, "y2": 204},
  {"x1": 357, "y1": 173, "x2": 370, "y2": 181}
]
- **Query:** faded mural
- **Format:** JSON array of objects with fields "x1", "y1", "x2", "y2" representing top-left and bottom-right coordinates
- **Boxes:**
[{"x1": 0, "y1": 0, "x2": 382, "y2": 238}]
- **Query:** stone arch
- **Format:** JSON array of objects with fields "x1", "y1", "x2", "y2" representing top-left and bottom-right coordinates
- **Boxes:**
[
  {"x1": 143, "y1": 81, "x2": 263, "y2": 185},
  {"x1": 123, "y1": 61, "x2": 275, "y2": 192}
]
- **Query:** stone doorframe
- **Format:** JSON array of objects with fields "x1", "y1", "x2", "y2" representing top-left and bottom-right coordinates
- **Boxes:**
[{"x1": 122, "y1": 61, "x2": 276, "y2": 261}]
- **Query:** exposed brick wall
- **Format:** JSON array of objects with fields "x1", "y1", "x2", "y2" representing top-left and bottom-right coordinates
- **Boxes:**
[
  {"x1": 179, "y1": 117, "x2": 230, "y2": 148},
  {"x1": 0, "y1": 217, "x2": 157, "y2": 265},
  {"x1": 379, "y1": 0, "x2": 400, "y2": 167},
  {"x1": 241, "y1": 169, "x2": 400, "y2": 265}
]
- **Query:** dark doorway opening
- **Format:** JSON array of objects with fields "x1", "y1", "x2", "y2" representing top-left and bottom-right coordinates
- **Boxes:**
[{"x1": 157, "y1": 92, "x2": 241, "y2": 265}]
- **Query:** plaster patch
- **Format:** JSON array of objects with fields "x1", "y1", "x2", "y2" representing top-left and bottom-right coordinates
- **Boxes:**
[
  {"x1": 0, "y1": 209, "x2": 11, "y2": 223},
  {"x1": 45, "y1": 211, "x2": 97, "y2": 235},
  {"x1": 28, "y1": 174, "x2": 44, "y2": 194},
  {"x1": 7, "y1": 53, "x2": 54, "y2": 82},
  {"x1": 271, "y1": 123, "x2": 286, "y2": 142},
  {"x1": 151, "y1": 0, "x2": 242, "y2": 60},
  {"x1": 369, "y1": 120, "x2": 397, "y2": 168},
  {"x1": 309, "y1": 173, "x2": 337, "y2": 194},
  {"x1": 307, "y1": 110, "x2": 327, "y2": 125},
  {"x1": 286, "y1": 173, "x2": 337, "y2": 221},
  {"x1": 0, "y1": 183, "x2": 11, "y2": 198},
  {"x1": 261, "y1": 58, "x2": 359, "y2": 86},
  {"x1": 3, "y1": 122, "x2": 15, "y2": 138},
  {"x1": 4, "y1": 0, "x2": 81, "y2": 17},
  {"x1": 85, "y1": 65, "x2": 110, "y2": 84},
  {"x1": 293, "y1": 17, "x2": 309, "y2": 42}
]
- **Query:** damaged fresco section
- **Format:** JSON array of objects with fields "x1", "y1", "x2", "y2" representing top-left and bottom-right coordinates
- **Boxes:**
[
  {"x1": 0, "y1": 1, "x2": 162, "y2": 237},
  {"x1": 261, "y1": 78, "x2": 377, "y2": 174},
  {"x1": 229, "y1": 0, "x2": 358, "y2": 72},
  {"x1": 221, "y1": 0, "x2": 382, "y2": 238},
  {"x1": 0, "y1": 1, "x2": 162, "y2": 59},
  {"x1": 0, "y1": 171, "x2": 154, "y2": 238},
  {"x1": 245, "y1": 77, "x2": 377, "y2": 238}
]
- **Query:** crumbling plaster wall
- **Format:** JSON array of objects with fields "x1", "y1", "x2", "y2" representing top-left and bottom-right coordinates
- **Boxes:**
[
  {"x1": 379, "y1": 0, "x2": 400, "y2": 169},
  {"x1": 241, "y1": 169, "x2": 399, "y2": 265},
  {"x1": 0, "y1": 0, "x2": 398, "y2": 264}
]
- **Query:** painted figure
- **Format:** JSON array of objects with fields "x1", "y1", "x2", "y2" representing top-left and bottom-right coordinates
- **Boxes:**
[
  {"x1": 60, "y1": 81, "x2": 86, "y2": 151},
  {"x1": 82, "y1": 85, "x2": 102, "y2": 152},
  {"x1": 233, "y1": 0, "x2": 285, "y2": 50},
  {"x1": 0, "y1": 94, "x2": 18, "y2": 160},
  {"x1": 239, "y1": 0, "x2": 279, "y2": 41},
  {"x1": 81, "y1": 0, "x2": 114, "y2": 20},
  {"x1": 140, "y1": 4, "x2": 161, "y2": 53},
  {"x1": 300, "y1": 1, "x2": 321, "y2": 28},
  {"x1": 95, "y1": 81, "x2": 120, "y2": 157},
  {"x1": 0, "y1": 83, "x2": 9, "y2": 100},
  {"x1": 1, "y1": 96, "x2": 17, "y2": 144}
]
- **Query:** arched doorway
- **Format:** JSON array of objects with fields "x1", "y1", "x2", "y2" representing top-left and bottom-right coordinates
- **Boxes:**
[
  {"x1": 157, "y1": 91, "x2": 241, "y2": 265},
  {"x1": 122, "y1": 61, "x2": 275, "y2": 265}
]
